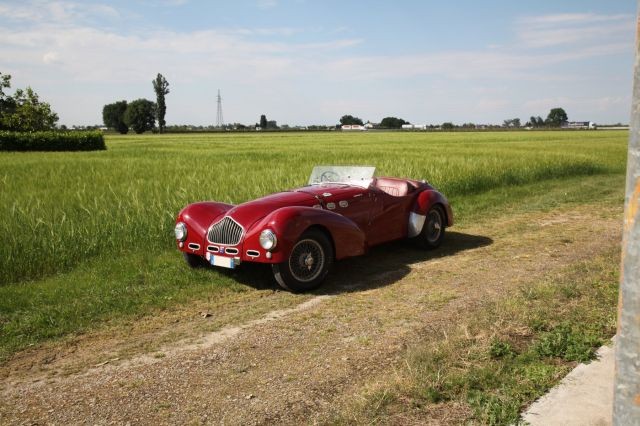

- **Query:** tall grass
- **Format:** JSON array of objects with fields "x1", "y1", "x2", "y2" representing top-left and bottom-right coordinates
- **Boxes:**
[{"x1": 0, "y1": 131, "x2": 627, "y2": 285}]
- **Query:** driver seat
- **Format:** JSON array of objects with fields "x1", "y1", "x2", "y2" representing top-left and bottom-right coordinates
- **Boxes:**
[{"x1": 374, "y1": 177, "x2": 411, "y2": 197}]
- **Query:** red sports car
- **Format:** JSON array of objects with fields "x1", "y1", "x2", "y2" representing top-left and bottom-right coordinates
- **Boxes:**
[{"x1": 174, "y1": 166, "x2": 453, "y2": 292}]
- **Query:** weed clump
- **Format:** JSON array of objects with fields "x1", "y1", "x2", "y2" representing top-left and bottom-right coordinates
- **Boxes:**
[{"x1": 534, "y1": 322, "x2": 602, "y2": 362}]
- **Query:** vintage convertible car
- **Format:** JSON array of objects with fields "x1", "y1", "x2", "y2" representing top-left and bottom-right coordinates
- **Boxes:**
[{"x1": 174, "y1": 166, "x2": 453, "y2": 292}]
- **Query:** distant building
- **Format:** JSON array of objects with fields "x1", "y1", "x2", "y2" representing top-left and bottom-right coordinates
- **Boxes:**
[
  {"x1": 401, "y1": 124, "x2": 427, "y2": 130},
  {"x1": 562, "y1": 121, "x2": 597, "y2": 129},
  {"x1": 341, "y1": 124, "x2": 367, "y2": 131},
  {"x1": 364, "y1": 121, "x2": 378, "y2": 129}
]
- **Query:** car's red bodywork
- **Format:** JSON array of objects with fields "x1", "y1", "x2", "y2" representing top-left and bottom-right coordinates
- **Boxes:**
[{"x1": 175, "y1": 176, "x2": 453, "y2": 267}]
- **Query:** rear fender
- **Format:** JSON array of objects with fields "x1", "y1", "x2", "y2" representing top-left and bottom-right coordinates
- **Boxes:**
[
  {"x1": 408, "y1": 190, "x2": 453, "y2": 237},
  {"x1": 244, "y1": 206, "x2": 366, "y2": 263},
  {"x1": 176, "y1": 202, "x2": 234, "y2": 255}
]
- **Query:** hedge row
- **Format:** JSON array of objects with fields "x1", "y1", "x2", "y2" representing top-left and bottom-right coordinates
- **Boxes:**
[{"x1": 0, "y1": 131, "x2": 106, "y2": 151}]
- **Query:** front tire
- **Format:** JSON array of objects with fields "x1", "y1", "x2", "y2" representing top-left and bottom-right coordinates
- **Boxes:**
[
  {"x1": 416, "y1": 205, "x2": 446, "y2": 249},
  {"x1": 272, "y1": 229, "x2": 334, "y2": 292}
]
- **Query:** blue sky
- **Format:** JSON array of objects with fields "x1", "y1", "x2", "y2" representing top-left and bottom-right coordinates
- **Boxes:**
[{"x1": 0, "y1": 0, "x2": 635, "y2": 126}]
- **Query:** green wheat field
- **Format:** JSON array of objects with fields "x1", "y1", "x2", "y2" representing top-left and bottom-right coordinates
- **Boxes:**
[{"x1": 0, "y1": 130, "x2": 628, "y2": 359}]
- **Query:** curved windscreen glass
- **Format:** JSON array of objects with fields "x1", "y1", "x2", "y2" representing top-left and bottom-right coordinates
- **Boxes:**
[{"x1": 308, "y1": 166, "x2": 376, "y2": 187}]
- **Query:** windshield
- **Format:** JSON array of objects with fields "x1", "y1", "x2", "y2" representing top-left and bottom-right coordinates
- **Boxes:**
[{"x1": 308, "y1": 166, "x2": 376, "y2": 187}]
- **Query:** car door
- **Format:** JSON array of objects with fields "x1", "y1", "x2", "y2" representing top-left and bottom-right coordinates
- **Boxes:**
[
  {"x1": 322, "y1": 187, "x2": 376, "y2": 232},
  {"x1": 366, "y1": 189, "x2": 413, "y2": 246}
]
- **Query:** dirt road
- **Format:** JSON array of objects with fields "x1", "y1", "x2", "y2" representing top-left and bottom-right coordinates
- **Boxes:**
[{"x1": 0, "y1": 204, "x2": 621, "y2": 425}]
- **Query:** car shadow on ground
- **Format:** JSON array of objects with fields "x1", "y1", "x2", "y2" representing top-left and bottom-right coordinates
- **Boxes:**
[{"x1": 216, "y1": 231, "x2": 493, "y2": 294}]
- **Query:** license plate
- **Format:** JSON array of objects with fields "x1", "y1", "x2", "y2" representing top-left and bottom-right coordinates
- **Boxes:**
[{"x1": 209, "y1": 254, "x2": 235, "y2": 269}]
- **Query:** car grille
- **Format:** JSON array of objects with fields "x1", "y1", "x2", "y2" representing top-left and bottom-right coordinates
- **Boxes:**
[{"x1": 207, "y1": 216, "x2": 243, "y2": 245}]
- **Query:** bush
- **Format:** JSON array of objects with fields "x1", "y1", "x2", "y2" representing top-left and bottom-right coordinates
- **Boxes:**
[{"x1": 0, "y1": 131, "x2": 106, "y2": 151}]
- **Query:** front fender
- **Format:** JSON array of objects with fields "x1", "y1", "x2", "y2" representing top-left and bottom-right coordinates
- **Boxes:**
[
  {"x1": 410, "y1": 190, "x2": 454, "y2": 234},
  {"x1": 244, "y1": 206, "x2": 367, "y2": 263}
]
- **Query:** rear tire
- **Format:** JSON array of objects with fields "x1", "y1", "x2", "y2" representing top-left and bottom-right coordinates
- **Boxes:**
[
  {"x1": 416, "y1": 205, "x2": 446, "y2": 249},
  {"x1": 184, "y1": 252, "x2": 206, "y2": 268},
  {"x1": 272, "y1": 229, "x2": 333, "y2": 292}
]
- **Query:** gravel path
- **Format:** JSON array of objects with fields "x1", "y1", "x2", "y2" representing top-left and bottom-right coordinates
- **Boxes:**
[{"x1": 0, "y1": 205, "x2": 622, "y2": 425}]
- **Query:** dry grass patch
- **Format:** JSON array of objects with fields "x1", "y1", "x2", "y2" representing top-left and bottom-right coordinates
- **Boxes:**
[{"x1": 336, "y1": 248, "x2": 619, "y2": 425}]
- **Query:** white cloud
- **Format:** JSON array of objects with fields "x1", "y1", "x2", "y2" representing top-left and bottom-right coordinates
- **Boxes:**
[
  {"x1": 257, "y1": 0, "x2": 278, "y2": 10},
  {"x1": 162, "y1": 0, "x2": 189, "y2": 6},
  {"x1": 520, "y1": 13, "x2": 631, "y2": 26},
  {"x1": 319, "y1": 42, "x2": 630, "y2": 83},
  {"x1": 0, "y1": 23, "x2": 363, "y2": 85},
  {"x1": 516, "y1": 13, "x2": 633, "y2": 48},
  {"x1": 0, "y1": 1, "x2": 120, "y2": 23},
  {"x1": 0, "y1": 2, "x2": 632, "y2": 125},
  {"x1": 233, "y1": 27, "x2": 300, "y2": 37},
  {"x1": 42, "y1": 51, "x2": 60, "y2": 64},
  {"x1": 523, "y1": 95, "x2": 628, "y2": 113}
]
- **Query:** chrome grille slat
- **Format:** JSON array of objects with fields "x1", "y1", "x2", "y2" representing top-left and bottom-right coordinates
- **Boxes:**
[{"x1": 207, "y1": 216, "x2": 243, "y2": 245}]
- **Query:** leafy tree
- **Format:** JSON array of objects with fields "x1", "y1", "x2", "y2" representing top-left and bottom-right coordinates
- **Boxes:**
[
  {"x1": 441, "y1": 122, "x2": 454, "y2": 130},
  {"x1": 0, "y1": 72, "x2": 10, "y2": 98},
  {"x1": 259, "y1": 114, "x2": 267, "y2": 128},
  {"x1": 546, "y1": 107, "x2": 568, "y2": 127},
  {"x1": 380, "y1": 116, "x2": 408, "y2": 129},
  {"x1": 124, "y1": 99, "x2": 156, "y2": 134},
  {"x1": 503, "y1": 118, "x2": 521, "y2": 128},
  {"x1": 152, "y1": 73, "x2": 169, "y2": 133},
  {"x1": 0, "y1": 72, "x2": 14, "y2": 124},
  {"x1": 529, "y1": 116, "x2": 545, "y2": 128},
  {"x1": 339, "y1": 115, "x2": 364, "y2": 126},
  {"x1": 102, "y1": 101, "x2": 129, "y2": 134},
  {"x1": 1, "y1": 86, "x2": 58, "y2": 132},
  {"x1": 266, "y1": 120, "x2": 278, "y2": 129}
]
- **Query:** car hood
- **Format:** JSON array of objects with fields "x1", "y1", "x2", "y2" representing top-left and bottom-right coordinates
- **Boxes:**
[{"x1": 225, "y1": 190, "x2": 318, "y2": 229}]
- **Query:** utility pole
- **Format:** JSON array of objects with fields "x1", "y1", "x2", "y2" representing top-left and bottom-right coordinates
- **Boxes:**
[
  {"x1": 216, "y1": 89, "x2": 224, "y2": 128},
  {"x1": 613, "y1": 3, "x2": 640, "y2": 424}
]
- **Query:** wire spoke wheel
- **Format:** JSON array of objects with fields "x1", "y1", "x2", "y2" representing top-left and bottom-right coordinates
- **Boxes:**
[
  {"x1": 288, "y1": 239, "x2": 325, "y2": 283},
  {"x1": 273, "y1": 229, "x2": 333, "y2": 292}
]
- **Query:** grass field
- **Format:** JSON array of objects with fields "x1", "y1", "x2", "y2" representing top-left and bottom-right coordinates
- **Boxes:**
[{"x1": 0, "y1": 130, "x2": 628, "y2": 361}]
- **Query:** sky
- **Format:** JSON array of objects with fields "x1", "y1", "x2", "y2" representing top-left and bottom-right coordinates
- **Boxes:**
[{"x1": 0, "y1": 0, "x2": 636, "y2": 126}]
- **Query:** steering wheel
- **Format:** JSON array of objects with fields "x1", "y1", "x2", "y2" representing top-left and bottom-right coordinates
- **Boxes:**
[{"x1": 320, "y1": 171, "x2": 340, "y2": 182}]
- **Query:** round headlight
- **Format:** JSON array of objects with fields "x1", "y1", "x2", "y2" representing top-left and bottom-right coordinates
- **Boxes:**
[
  {"x1": 259, "y1": 229, "x2": 277, "y2": 251},
  {"x1": 174, "y1": 222, "x2": 187, "y2": 242}
]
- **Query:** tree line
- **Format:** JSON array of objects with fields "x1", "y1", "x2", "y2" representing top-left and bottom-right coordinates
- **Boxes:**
[
  {"x1": 102, "y1": 73, "x2": 169, "y2": 134},
  {"x1": 339, "y1": 107, "x2": 570, "y2": 130}
]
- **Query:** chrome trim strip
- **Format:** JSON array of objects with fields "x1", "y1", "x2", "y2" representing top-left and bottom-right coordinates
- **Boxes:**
[
  {"x1": 246, "y1": 250, "x2": 260, "y2": 258},
  {"x1": 225, "y1": 247, "x2": 239, "y2": 255},
  {"x1": 188, "y1": 243, "x2": 200, "y2": 250},
  {"x1": 207, "y1": 245, "x2": 219, "y2": 252}
]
